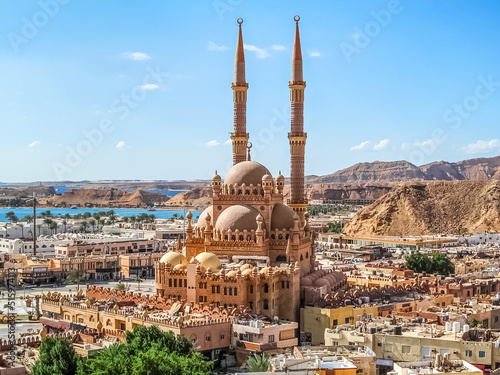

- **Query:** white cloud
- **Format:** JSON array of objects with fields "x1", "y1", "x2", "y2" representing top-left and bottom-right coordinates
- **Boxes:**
[
  {"x1": 140, "y1": 83, "x2": 159, "y2": 90},
  {"x1": 207, "y1": 41, "x2": 228, "y2": 51},
  {"x1": 404, "y1": 139, "x2": 434, "y2": 150},
  {"x1": 244, "y1": 44, "x2": 270, "y2": 58},
  {"x1": 206, "y1": 140, "x2": 220, "y2": 148},
  {"x1": 116, "y1": 141, "x2": 126, "y2": 150},
  {"x1": 373, "y1": 139, "x2": 390, "y2": 151},
  {"x1": 122, "y1": 52, "x2": 151, "y2": 61},
  {"x1": 309, "y1": 51, "x2": 321, "y2": 57},
  {"x1": 462, "y1": 139, "x2": 500, "y2": 154},
  {"x1": 29, "y1": 140, "x2": 40, "y2": 148},
  {"x1": 350, "y1": 141, "x2": 371, "y2": 151},
  {"x1": 224, "y1": 139, "x2": 232, "y2": 146},
  {"x1": 272, "y1": 45, "x2": 286, "y2": 51}
]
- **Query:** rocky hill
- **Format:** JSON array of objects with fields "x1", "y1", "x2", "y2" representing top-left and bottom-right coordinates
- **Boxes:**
[
  {"x1": 164, "y1": 187, "x2": 213, "y2": 207},
  {"x1": 314, "y1": 156, "x2": 500, "y2": 183},
  {"x1": 283, "y1": 183, "x2": 393, "y2": 202},
  {"x1": 0, "y1": 185, "x2": 56, "y2": 199},
  {"x1": 343, "y1": 180, "x2": 500, "y2": 236},
  {"x1": 48, "y1": 188, "x2": 169, "y2": 208}
]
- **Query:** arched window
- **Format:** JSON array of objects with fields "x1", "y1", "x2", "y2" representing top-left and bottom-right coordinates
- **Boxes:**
[
  {"x1": 205, "y1": 333, "x2": 211, "y2": 342},
  {"x1": 264, "y1": 284, "x2": 269, "y2": 293},
  {"x1": 190, "y1": 334, "x2": 197, "y2": 344},
  {"x1": 300, "y1": 254, "x2": 303, "y2": 261},
  {"x1": 224, "y1": 287, "x2": 227, "y2": 295},
  {"x1": 220, "y1": 331, "x2": 226, "y2": 340},
  {"x1": 263, "y1": 299, "x2": 269, "y2": 309},
  {"x1": 305, "y1": 252, "x2": 308, "y2": 259},
  {"x1": 276, "y1": 255, "x2": 286, "y2": 262}
]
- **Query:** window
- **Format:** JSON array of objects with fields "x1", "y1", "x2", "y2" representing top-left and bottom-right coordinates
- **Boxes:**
[
  {"x1": 212, "y1": 285, "x2": 215, "y2": 293},
  {"x1": 465, "y1": 350, "x2": 472, "y2": 357},
  {"x1": 217, "y1": 285, "x2": 220, "y2": 293},
  {"x1": 224, "y1": 287, "x2": 227, "y2": 295},
  {"x1": 250, "y1": 285, "x2": 253, "y2": 293},
  {"x1": 333, "y1": 320, "x2": 338, "y2": 326},
  {"x1": 174, "y1": 279, "x2": 177, "y2": 287},
  {"x1": 205, "y1": 334, "x2": 211, "y2": 342},
  {"x1": 440, "y1": 350, "x2": 450, "y2": 356},
  {"x1": 229, "y1": 288, "x2": 232, "y2": 296},
  {"x1": 421, "y1": 348, "x2": 431, "y2": 357},
  {"x1": 234, "y1": 287, "x2": 237, "y2": 296},
  {"x1": 264, "y1": 284, "x2": 269, "y2": 293},
  {"x1": 184, "y1": 279, "x2": 187, "y2": 287},
  {"x1": 264, "y1": 299, "x2": 269, "y2": 309},
  {"x1": 286, "y1": 281, "x2": 290, "y2": 289},
  {"x1": 268, "y1": 335, "x2": 275, "y2": 343},
  {"x1": 199, "y1": 296, "x2": 203, "y2": 302},
  {"x1": 169, "y1": 278, "x2": 172, "y2": 287},
  {"x1": 402, "y1": 345, "x2": 411, "y2": 354},
  {"x1": 220, "y1": 332, "x2": 225, "y2": 340},
  {"x1": 282, "y1": 281, "x2": 285, "y2": 288},
  {"x1": 345, "y1": 317, "x2": 350, "y2": 324},
  {"x1": 496, "y1": 316, "x2": 499, "y2": 323},
  {"x1": 479, "y1": 351, "x2": 486, "y2": 358}
]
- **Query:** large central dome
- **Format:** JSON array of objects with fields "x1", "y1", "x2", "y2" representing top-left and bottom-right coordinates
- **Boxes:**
[
  {"x1": 224, "y1": 161, "x2": 272, "y2": 186},
  {"x1": 215, "y1": 205, "x2": 261, "y2": 232}
]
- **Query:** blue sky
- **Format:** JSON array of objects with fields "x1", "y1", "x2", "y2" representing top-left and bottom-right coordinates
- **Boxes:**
[{"x1": 0, "y1": 0, "x2": 499, "y2": 182}]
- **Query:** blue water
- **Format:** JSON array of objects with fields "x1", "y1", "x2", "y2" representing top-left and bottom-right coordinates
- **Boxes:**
[
  {"x1": 0, "y1": 207, "x2": 202, "y2": 221},
  {"x1": 54, "y1": 186, "x2": 185, "y2": 197}
]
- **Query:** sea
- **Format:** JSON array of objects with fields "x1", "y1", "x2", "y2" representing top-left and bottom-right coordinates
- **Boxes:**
[{"x1": 0, "y1": 184, "x2": 201, "y2": 221}]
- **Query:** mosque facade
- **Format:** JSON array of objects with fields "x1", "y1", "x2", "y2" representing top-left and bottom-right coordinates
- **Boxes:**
[{"x1": 155, "y1": 17, "x2": 332, "y2": 323}]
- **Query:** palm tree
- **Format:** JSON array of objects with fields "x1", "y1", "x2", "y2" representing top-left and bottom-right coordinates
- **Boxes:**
[
  {"x1": 115, "y1": 282, "x2": 129, "y2": 291},
  {"x1": 135, "y1": 275, "x2": 143, "y2": 291},
  {"x1": 6, "y1": 211, "x2": 18, "y2": 223},
  {"x1": 62, "y1": 220, "x2": 68, "y2": 232},
  {"x1": 79, "y1": 220, "x2": 88, "y2": 233},
  {"x1": 65, "y1": 269, "x2": 85, "y2": 291},
  {"x1": 98, "y1": 218, "x2": 106, "y2": 231},
  {"x1": 246, "y1": 354, "x2": 270, "y2": 372},
  {"x1": 88, "y1": 219, "x2": 96, "y2": 233},
  {"x1": 49, "y1": 221, "x2": 58, "y2": 235}
]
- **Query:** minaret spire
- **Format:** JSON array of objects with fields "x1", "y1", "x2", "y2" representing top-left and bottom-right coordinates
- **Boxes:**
[
  {"x1": 231, "y1": 18, "x2": 249, "y2": 166},
  {"x1": 288, "y1": 15, "x2": 307, "y2": 223}
]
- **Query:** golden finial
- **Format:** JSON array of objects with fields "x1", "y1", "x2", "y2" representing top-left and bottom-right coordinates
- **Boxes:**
[
  {"x1": 237, "y1": 18, "x2": 243, "y2": 25},
  {"x1": 246, "y1": 141, "x2": 252, "y2": 161},
  {"x1": 294, "y1": 15, "x2": 300, "y2": 23}
]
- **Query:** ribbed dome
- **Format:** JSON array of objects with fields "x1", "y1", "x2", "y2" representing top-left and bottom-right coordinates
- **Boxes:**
[
  {"x1": 242, "y1": 268, "x2": 253, "y2": 276},
  {"x1": 300, "y1": 277, "x2": 313, "y2": 286},
  {"x1": 196, "y1": 205, "x2": 213, "y2": 228},
  {"x1": 160, "y1": 252, "x2": 187, "y2": 267},
  {"x1": 271, "y1": 204, "x2": 297, "y2": 231},
  {"x1": 224, "y1": 161, "x2": 271, "y2": 186},
  {"x1": 215, "y1": 205, "x2": 261, "y2": 232},
  {"x1": 195, "y1": 252, "x2": 221, "y2": 271}
]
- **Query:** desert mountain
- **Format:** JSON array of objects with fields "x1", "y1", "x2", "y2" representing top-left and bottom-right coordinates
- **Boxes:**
[
  {"x1": 49, "y1": 188, "x2": 169, "y2": 208},
  {"x1": 314, "y1": 156, "x2": 500, "y2": 183},
  {"x1": 343, "y1": 180, "x2": 500, "y2": 236}
]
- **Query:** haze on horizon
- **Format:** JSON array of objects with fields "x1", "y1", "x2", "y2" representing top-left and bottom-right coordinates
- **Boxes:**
[{"x1": 0, "y1": 0, "x2": 499, "y2": 183}]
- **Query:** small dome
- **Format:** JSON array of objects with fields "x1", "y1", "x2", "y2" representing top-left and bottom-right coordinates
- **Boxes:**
[
  {"x1": 300, "y1": 277, "x2": 313, "y2": 286},
  {"x1": 173, "y1": 264, "x2": 185, "y2": 271},
  {"x1": 160, "y1": 252, "x2": 187, "y2": 267},
  {"x1": 215, "y1": 205, "x2": 261, "y2": 232},
  {"x1": 224, "y1": 161, "x2": 272, "y2": 186},
  {"x1": 240, "y1": 264, "x2": 252, "y2": 271},
  {"x1": 195, "y1": 252, "x2": 221, "y2": 271},
  {"x1": 276, "y1": 171, "x2": 285, "y2": 182},
  {"x1": 315, "y1": 278, "x2": 331, "y2": 287},
  {"x1": 196, "y1": 205, "x2": 213, "y2": 228},
  {"x1": 260, "y1": 267, "x2": 269, "y2": 275},
  {"x1": 226, "y1": 271, "x2": 237, "y2": 278},
  {"x1": 242, "y1": 268, "x2": 253, "y2": 276},
  {"x1": 212, "y1": 170, "x2": 221, "y2": 182},
  {"x1": 271, "y1": 204, "x2": 297, "y2": 231},
  {"x1": 262, "y1": 174, "x2": 273, "y2": 182}
]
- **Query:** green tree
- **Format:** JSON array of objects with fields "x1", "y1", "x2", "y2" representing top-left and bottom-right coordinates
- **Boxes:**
[
  {"x1": 79, "y1": 220, "x2": 89, "y2": 233},
  {"x1": 406, "y1": 252, "x2": 432, "y2": 274},
  {"x1": 246, "y1": 353, "x2": 270, "y2": 372},
  {"x1": 115, "y1": 282, "x2": 129, "y2": 291},
  {"x1": 22, "y1": 215, "x2": 34, "y2": 224},
  {"x1": 328, "y1": 222, "x2": 342, "y2": 233},
  {"x1": 31, "y1": 337, "x2": 79, "y2": 375},
  {"x1": 135, "y1": 275, "x2": 143, "y2": 291},
  {"x1": 6, "y1": 211, "x2": 19, "y2": 223},
  {"x1": 430, "y1": 252, "x2": 455, "y2": 276},
  {"x1": 406, "y1": 252, "x2": 455, "y2": 276},
  {"x1": 76, "y1": 325, "x2": 212, "y2": 375},
  {"x1": 66, "y1": 269, "x2": 85, "y2": 291},
  {"x1": 88, "y1": 219, "x2": 97, "y2": 233},
  {"x1": 49, "y1": 221, "x2": 58, "y2": 235}
]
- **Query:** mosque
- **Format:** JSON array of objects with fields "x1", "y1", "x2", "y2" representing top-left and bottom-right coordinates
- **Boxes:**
[{"x1": 155, "y1": 17, "x2": 346, "y2": 322}]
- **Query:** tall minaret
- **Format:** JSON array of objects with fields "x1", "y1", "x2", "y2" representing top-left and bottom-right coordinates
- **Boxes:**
[
  {"x1": 288, "y1": 16, "x2": 307, "y2": 221},
  {"x1": 231, "y1": 18, "x2": 249, "y2": 165}
]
